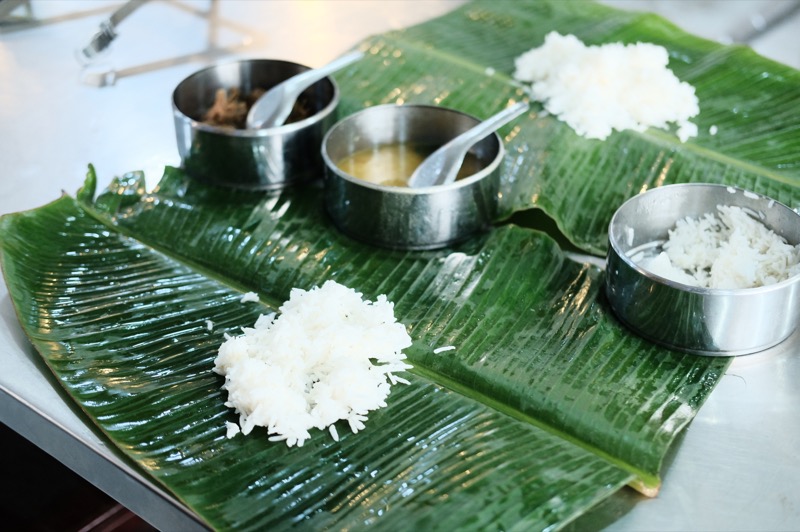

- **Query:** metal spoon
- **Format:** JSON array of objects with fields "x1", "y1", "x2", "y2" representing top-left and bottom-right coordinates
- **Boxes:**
[
  {"x1": 246, "y1": 50, "x2": 364, "y2": 129},
  {"x1": 407, "y1": 101, "x2": 529, "y2": 188}
]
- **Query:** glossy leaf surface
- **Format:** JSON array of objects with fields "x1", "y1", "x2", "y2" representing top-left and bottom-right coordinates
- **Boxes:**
[
  {"x1": 2, "y1": 0, "x2": 799, "y2": 529},
  {"x1": 0, "y1": 166, "x2": 725, "y2": 529},
  {"x1": 340, "y1": 0, "x2": 800, "y2": 254}
]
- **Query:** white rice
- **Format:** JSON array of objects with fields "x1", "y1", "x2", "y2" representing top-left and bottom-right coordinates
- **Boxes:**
[
  {"x1": 214, "y1": 280, "x2": 413, "y2": 447},
  {"x1": 636, "y1": 205, "x2": 800, "y2": 289},
  {"x1": 513, "y1": 32, "x2": 699, "y2": 141},
  {"x1": 225, "y1": 421, "x2": 241, "y2": 439},
  {"x1": 240, "y1": 291, "x2": 259, "y2": 303}
]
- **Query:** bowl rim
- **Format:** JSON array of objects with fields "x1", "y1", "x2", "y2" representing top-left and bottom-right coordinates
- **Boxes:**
[
  {"x1": 608, "y1": 182, "x2": 800, "y2": 295},
  {"x1": 321, "y1": 103, "x2": 507, "y2": 194},
  {"x1": 171, "y1": 58, "x2": 340, "y2": 137}
]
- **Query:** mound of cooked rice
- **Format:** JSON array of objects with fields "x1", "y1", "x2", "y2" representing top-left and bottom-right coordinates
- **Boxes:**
[
  {"x1": 513, "y1": 32, "x2": 699, "y2": 141},
  {"x1": 637, "y1": 205, "x2": 800, "y2": 289},
  {"x1": 214, "y1": 280, "x2": 413, "y2": 447}
]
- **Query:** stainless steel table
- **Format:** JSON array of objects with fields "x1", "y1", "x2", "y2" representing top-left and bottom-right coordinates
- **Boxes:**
[{"x1": 1, "y1": 1, "x2": 798, "y2": 530}]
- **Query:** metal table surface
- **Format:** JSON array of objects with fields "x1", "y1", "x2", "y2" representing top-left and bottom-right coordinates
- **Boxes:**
[{"x1": 1, "y1": 1, "x2": 798, "y2": 530}]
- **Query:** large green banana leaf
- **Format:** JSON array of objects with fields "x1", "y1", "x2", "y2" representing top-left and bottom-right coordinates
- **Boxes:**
[
  {"x1": 342, "y1": 0, "x2": 800, "y2": 255},
  {"x1": 0, "y1": 167, "x2": 724, "y2": 530},
  {"x1": 1, "y1": 0, "x2": 797, "y2": 530}
]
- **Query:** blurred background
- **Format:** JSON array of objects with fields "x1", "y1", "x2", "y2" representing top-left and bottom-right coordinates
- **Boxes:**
[
  {"x1": 604, "y1": 0, "x2": 800, "y2": 68},
  {"x1": 1, "y1": 1, "x2": 798, "y2": 530}
]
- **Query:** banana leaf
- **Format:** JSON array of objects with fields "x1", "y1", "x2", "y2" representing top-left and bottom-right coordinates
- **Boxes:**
[
  {"x1": 1, "y1": 0, "x2": 798, "y2": 529},
  {"x1": 1, "y1": 167, "x2": 725, "y2": 530},
  {"x1": 341, "y1": 0, "x2": 800, "y2": 255}
]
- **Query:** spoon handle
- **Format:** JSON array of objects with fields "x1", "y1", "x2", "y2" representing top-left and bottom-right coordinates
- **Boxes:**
[
  {"x1": 448, "y1": 101, "x2": 529, "y2": 153},
  {"x1": 282, "y1": 50, "x2": 364, "y2": 96},
  {"x1": 433, "y1": 101, "x2": 529, "y2": 187}
]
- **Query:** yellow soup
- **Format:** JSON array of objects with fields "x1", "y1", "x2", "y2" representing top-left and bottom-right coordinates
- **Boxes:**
[{"x1": 337, "y1": 143, "x2": 485, "y2": 187}]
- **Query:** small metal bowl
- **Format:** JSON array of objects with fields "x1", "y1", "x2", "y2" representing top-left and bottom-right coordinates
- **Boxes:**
[
  {"x1": 172, "y1": 59, "x2": 339, "y2": 189},
  {"x1": 606, "y1": 183, "x2": 800, "y2": 356},
  {"x1": 321, "y1": 104, "x2": 503, "y2": 250}
]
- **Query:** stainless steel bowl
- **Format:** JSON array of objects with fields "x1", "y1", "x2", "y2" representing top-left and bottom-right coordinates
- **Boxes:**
[
  {"x1": 606, "y1": 183, "x2": 800, "y2": 356},
  {"x1": 172, "y1": 59, "x2": 339, "y2": 189},
  {"x1": 322, "y1": 104, "x2": 503, "y2": 250}
]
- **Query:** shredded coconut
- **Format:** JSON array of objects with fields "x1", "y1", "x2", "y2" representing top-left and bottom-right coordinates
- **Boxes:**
[
  {"x1": 513, "y1": 32, "x2": 699, "y2": 141},
  {"x1": 636, "y1": 205, "x2": 800, "y2": 289},
  {"x1": 214, "y1": 280, "x2": 413, "y2": 447},
  {"x1": 433, "y1": 345, "x2": 456, "y2": 354}
]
